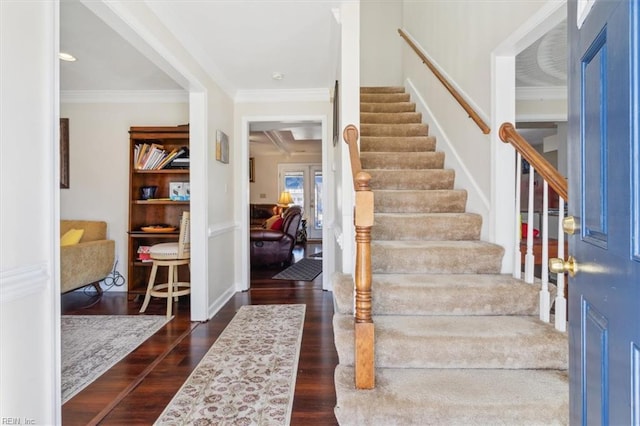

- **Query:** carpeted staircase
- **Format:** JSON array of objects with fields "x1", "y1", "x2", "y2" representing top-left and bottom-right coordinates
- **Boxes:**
[{"x1": 333, "y1": 86, "x2": 569, "y2": 425}]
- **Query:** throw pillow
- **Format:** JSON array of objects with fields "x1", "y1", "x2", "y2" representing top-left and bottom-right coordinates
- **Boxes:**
[
  {"x1": 264, "y1": 215, "x2": 280, "y2": 229},
  {"x1": 61, "y1": 228, "x2": 84, "y2": 246},
  {"x1": 270, "y1": 217, "x2": 284, "y2": 231}
]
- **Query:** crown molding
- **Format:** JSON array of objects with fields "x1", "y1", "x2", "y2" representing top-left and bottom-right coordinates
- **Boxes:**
[
  {"x1": 60, "y1": 90, "x2": 188, "y2": 103},
  {"x1": 516, "y1": 86, "x2": 567, "y2": 101},
  {"x1": 234, "y1": 88, "x2": 330, "y2": 104}
]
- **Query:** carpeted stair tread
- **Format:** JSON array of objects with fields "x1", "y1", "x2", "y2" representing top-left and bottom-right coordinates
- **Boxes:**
[
  {"x1": 374, "y1": 189, "x2": 467, "y2": 213},
  {"x1": 360, "y1": 112, "x2": 422, "y2": 124},
  {"x1": 332, "y1": 273, "x2": 541, "y2": 316},
  {"x1": 372, "y1": 212, "x2": 481, "y2": 240},
  {"x1": 334, "y1": 84, "x2": 569, "y2": 424},
  {"x1": 334, "y1": 365, "x2": 569, "y2": 426},
  {"x1": 360, "y1": 86, "x2": 406, "y2": 94},
  {"x1": 367, "y1": 169, "x2": 455, "y2": 190},
  {"x1": 361, "y1": 123, "x2": 428, "y2": 137},
  {"x1": 333, "y1": 314, "x2": 568, "y2": 369},
  {"x1": 360, "y1": 102, "x2": 416, "y2": 113},
  {"x1": 362, "y1": 152, "x2": 444, "y2": 170},
  {"x1": 361, "y1": 93, "x2": 410, "y2": 103},
  {"x1": 360, "y1": 136, "x2": 436, "y2": 152},
  {"x1": 372, "y1": 241, "x2": 504, "y2": 274}
]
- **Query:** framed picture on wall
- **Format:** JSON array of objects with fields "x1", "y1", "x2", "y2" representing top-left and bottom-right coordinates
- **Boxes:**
[
  {"x1": 60, "y1": 118, "x2": 69, "y2": 188},
  {"x1": 215, "y1": 130, "x2": 229, "y2": 164},
  {"x1": 333, "y1": 80, "x2": 339, "y2": 146},
  {"x1": 249, "y1": 157, "x2": 255, "y2": 182}
]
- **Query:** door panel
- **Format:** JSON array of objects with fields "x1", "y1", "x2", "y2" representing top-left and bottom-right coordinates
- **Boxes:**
[
  {"x1": 279, "y1": 164, "x2": 323, "y2": 240},
  {"x1": 582, "y1": 300, "x2": 608, "y2": 424},
  {"x1": 568, "y1": 1, "x2": 640, "y2": 425},
  {"x1": 310, "y1": 165, "x2": 323, "y2": 240},
  {"x1": 581, "y1": 29, "x2": 608, "y2": 247}
]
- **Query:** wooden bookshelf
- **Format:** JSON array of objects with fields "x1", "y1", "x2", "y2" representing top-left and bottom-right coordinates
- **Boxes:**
[{"x1": 127, "y1": 125, "x2": 190, "y2": 297}]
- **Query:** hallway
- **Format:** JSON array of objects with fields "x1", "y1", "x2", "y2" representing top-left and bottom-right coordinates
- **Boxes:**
[{"x1": 61, "y1": 243, "x2": 337, "y2": 425}]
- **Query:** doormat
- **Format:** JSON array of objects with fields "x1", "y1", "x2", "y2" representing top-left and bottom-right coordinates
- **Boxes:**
[
  {"x1": 156, "y1": 304, "x2": 305, "y2": 425},
  {"x1": 272, "y1": 258, "x2": 322, "y2": 281}
]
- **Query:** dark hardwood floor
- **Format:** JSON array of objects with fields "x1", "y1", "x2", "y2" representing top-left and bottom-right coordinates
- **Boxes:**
[{"x1": 61, "y1": 243, "x2": 338, "y2": 425}]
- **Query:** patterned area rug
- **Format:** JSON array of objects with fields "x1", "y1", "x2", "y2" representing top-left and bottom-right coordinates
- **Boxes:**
[
  {"x1": 156, "y1": 304, "x2": 306, "y2": 425},
  {"x1": 61, "y1": 315, "x2": 168, "y2": 403},
  {"x1": 272, "y1": 258, "x2": 322, "y2": 281}
]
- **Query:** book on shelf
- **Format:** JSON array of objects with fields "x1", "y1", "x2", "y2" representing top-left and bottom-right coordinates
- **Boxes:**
[
  {"x1": 134, "y1": 144, "x2": 187, "y2": 170},
  {"x1": 167, "y1": 157, "x2": 190, "y2": 169}
]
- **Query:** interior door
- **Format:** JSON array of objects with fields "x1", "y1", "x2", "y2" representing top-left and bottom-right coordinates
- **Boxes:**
[
  {"x1": 279, "y1": 164, "x2": 323, "y2": 240},
  {"x1": 568, "y1": 1, "x2": 640, "y2": 424}
]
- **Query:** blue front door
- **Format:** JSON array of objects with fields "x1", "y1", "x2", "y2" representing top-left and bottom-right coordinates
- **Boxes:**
[{"x1": 568, "y1": 0, "x2": 640, "y2": 424}]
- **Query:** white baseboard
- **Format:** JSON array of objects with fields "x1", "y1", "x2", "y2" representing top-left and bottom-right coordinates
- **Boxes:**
[{"x1": 207, "y1": 286, "x2": 237, "y2": 320}]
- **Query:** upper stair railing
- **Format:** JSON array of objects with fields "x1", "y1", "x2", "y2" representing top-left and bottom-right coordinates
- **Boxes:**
[
  {"x1": 398, "y1": 28, "x2": 490, "y2": 135},
  {"x1": 343, "y1": 124, "x2": 375, "y2": 389},
  {"x1": 499, "y1": 122, "x2": 568, "y2": 332}
]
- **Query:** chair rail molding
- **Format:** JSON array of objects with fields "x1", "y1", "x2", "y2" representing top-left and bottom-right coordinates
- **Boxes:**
[
  {"x1": 0, "y1": 263, "x2": 50, "y2": 303},
  {"x1": 208, "y1": 222, "x2": 238, "y2": 238}
]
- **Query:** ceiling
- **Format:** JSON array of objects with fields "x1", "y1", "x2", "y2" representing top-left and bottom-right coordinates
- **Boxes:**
[
  {"x1": 516, "y1": 19, "x2": 567, "y2": 88},
  {"x1": 60, "y1": 0, "x2": 334, "y2": 155},
  {"x1": 60, "y1": 1, "x2": 565, "y2": 151},
  {"x1": 60, "y1": 0, "x2": 340, "y2": 94},
  {"x1": 515, "y1": 19, "x2": 567, "y2": 145}
]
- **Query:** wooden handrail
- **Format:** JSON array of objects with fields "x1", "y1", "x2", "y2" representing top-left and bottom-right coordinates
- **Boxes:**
[
  {"x1": 343, "y1": 124, "x2": 375, "y2": 390},
  {"x1": 344, "y1": 124, "x2": 364, "y2": 184},
  {"x1": 499, "y1": 122, "x2": 568, "y2": 200},
  {"x1": 398, "y1": 28, "x2": 490, "y2": 135}
]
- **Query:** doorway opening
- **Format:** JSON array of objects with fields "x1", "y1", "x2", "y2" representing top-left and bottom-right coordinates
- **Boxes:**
[{"x1": 247, "y1": 119, "x2": 325, "y2": 288}]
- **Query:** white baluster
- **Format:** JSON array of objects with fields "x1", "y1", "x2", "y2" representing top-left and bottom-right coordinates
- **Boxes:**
[
  {"x1": 555, "y1": 198, "x2": 567, "y2": 332},
  {"x1": 524, "y1": 167, "x2": 535, "y2": 283},
  {"x1": 540, "y1": 181, "x2": 550, "y2": 322},
  {"x1": 514, "y1": 153, "x2": 522, "y2": 279}
]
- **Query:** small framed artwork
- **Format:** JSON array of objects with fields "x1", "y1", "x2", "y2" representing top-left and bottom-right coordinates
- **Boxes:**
[
  {"x1": 332, "y1": 80, "x2": 339, "y2": 146},
  {"x1": 249, "y1": 157, "x2": 255, "y2": 182},
  {"x1": 216, "y1": 130, "x2": 229, "y2": 164},
  {"x1": 60, "y1": 118, "x2": 69, "y2": 188}
]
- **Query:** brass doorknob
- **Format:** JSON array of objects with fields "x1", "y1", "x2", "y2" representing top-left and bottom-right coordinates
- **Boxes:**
[
  {"x1": 549, "y1": 256, "x2": 578, "y2": 277},
  {"x1": 563, "y1": 216, "x2": 579, "y2": 235}
]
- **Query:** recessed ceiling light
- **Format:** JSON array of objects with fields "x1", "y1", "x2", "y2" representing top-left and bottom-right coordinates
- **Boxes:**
[
  {"x1": 272, "y1": 72, "x2": 284, "y2": 80},
  {"x1": 59, "y1": 52, "x2": 77, "y2": 62}
]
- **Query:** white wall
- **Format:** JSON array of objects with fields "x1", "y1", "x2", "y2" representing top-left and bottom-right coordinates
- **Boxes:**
[
  {"x1": 0, "y1": 1, "x2": 60, "y2": 423},
  {"x1": 202, "y1": 88, "x2": 235, "y2": 319},
  {"x1": 360, "y1": 0, "x2": 403, "y2": 86},
  {"x1": 401, "y1": 1, "x2": 553, "y2": 239},
  {"x1": 60, "y1": 100, "x2": 189, "y2": 289},
  {"x1": 517, "y1": 98, "x2": 567, "y2": 121}
]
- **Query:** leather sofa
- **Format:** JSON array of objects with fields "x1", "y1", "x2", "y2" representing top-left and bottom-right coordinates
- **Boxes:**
[
  {"x1": 60, "y1": 220, "x2": 115, "y2": 293},
  {"x1": 250, "y1": 206, "x2": 302, "y2": 266},
  {"x1": 250, "y1": 203, "x2": 278, "y2": 227}
]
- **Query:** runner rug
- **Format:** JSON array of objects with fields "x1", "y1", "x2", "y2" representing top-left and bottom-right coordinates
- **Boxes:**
[
  {"x1": 156, "y1": 304, "x2": 306, "y2": 425},
  {"x1": 61, "y1": 315, "x2": 168, "y2": 403},
  {"x1": 272, "y1": 258, "x2": 322, "y2": 281}
]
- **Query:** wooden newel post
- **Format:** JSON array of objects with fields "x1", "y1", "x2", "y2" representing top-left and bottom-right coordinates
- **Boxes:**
[
  {"x1": 343, "y1": 124, "x2": 375, "y2": 389},
  {"x1": 354, "y1": 171, "x2": 375, "y2": 389}
]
